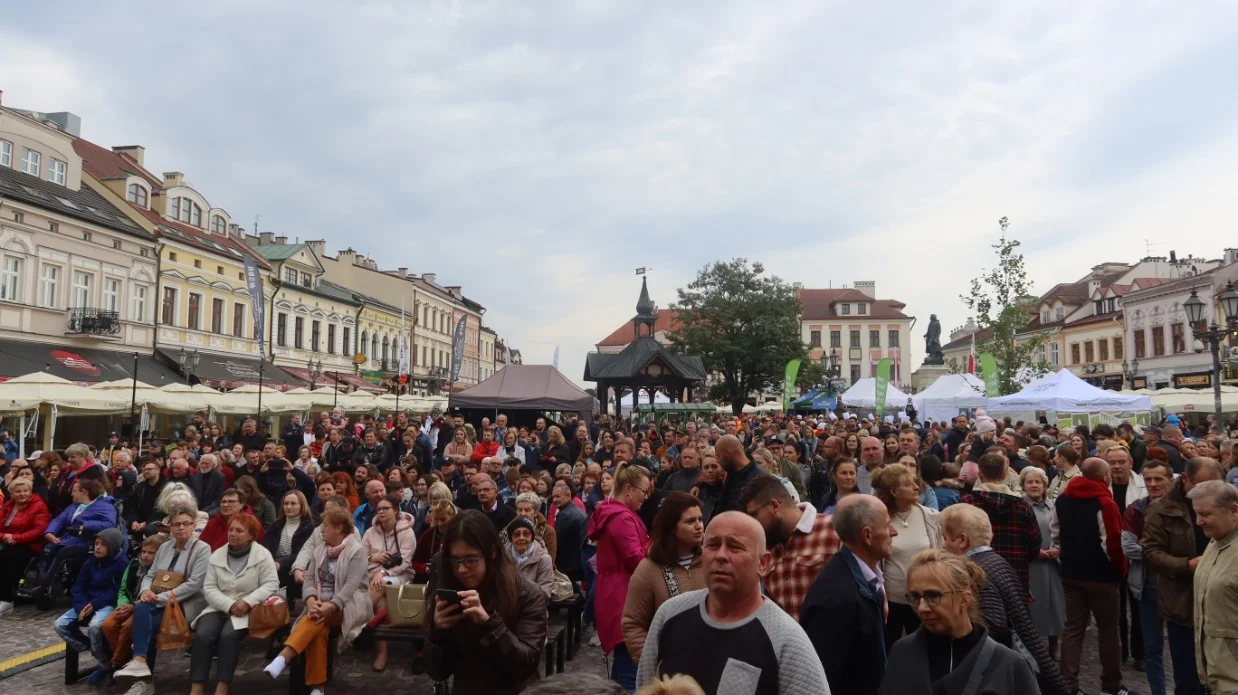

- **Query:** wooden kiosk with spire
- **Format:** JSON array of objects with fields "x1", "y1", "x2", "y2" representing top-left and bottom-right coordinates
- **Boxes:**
[{"x1": 584, "y1": 277, "x2": 706, "y2": 416}]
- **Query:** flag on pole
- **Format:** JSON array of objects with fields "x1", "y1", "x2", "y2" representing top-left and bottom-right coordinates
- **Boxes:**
[
  {"x1": 967, "y1": 332, "x2": 977, "y2": 375},
  {"x1": 552, "y1": 346, "x2": 560, "y2": 369},
  {"x1": 397, "y1": 300, "x2": 409, "y2": 382}
]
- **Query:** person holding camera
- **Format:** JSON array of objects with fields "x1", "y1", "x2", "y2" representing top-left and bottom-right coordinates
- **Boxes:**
[
  {"x1": 424, "y1": 510, "x2": 547, "y2": 695},
  {"x1": 362, "y1": 493, "x2": 416, "y2": 671}
]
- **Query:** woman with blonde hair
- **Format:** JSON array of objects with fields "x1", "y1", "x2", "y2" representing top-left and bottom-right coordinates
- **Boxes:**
[
  {"x1": 873, "y1": 463, "x2": 941, "y2": 650},
  {"x1": 411, "y1": 497, "x2": 457, "y2": 578},
  {"x1": 750, "y1": 447, "x2": 800, "y2": 502},
  {"x1": 878, "y1": 549, "x2": 1038, "y2": 695},
  {"x1": 541, "y1": 425, "x2": 571, "y2": 469},
  {"x1": 264, "y1": 490, "x2": 315, "y2": 600}
]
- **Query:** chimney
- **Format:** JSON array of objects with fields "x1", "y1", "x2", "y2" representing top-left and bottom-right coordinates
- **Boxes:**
[
  {"x1": 396, "y1": 268, "x2": 408, "y2": 278},
  {"x1": 228, "y1": 223, "x2": 245, "y2": 239},
  {"x1": 422, "y1": 273, "x2": 436, "y2": 284},
  {"x1": 0, "y1": 90, "x2": 4, "y2": 106},
  {"x1": 274, "y1": 235, "x2": 288, "y2": 245},
  {"x1": 305, "y1": 239, "x2": 326, "y2": 256},
  {"x1": 1226, "y1": 248, "x2": 1238, "y2": 264},
  {"x1": 854, "y1": 280, "x2": 876, "y2": 298},
  {"x1": 163, "y1": 172, "x2": 185, "y2": 187},
  {"x1": 259, "y1": 232, "x2": 275, "y2": 245},
  {"x1": 112, "y1": 146, "x2": 145, "y2": 168}
]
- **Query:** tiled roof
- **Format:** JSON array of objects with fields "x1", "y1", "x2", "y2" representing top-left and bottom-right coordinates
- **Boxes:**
[
  {"x1": 0, "y1": 165, "x2": 154, "y2": 239},
  {"x1": 73, "y1": 136, "x2": 270, "y2": 269},
  {"x1": 584, "y1": 337, "x2": 707, "y2": 382},
  {"x1": 597, "y1": 309, "x2": 684, "y2": 347},
  {"x1": 799, "y1": 288, "x2": 909, "y2": 320},
  {"x1": 943, "y1": 326, "x2": 994, "y2": 351},
  {"x1": 1063, "y1": 311, "x2": 1123, "y2": 328},
  {"x1": 71, "y1": 138, "x2": 161, "y2": 189}
]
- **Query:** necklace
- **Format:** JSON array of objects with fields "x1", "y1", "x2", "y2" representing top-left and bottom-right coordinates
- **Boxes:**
[{"x1": 895, "y1": 509, "x2": 913, "y2": 528}]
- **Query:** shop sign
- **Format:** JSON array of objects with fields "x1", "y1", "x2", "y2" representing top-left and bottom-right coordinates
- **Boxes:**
[
  {"x1": 52, "y1": 350, "x2": 101, "y2": 376},
  {"x1": 1175, "y1": 373, "x2": 1212, "y2": 388}
]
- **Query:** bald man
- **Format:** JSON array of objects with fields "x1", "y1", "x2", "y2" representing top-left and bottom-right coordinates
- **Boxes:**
[
  {"x1": 635, "y1": 512, "x2": 830, "y2": 695},
  {"x1": 716, "y1": 434, "x2": 768, "y2": 518},
  {"x1": 1052, "y1": 457, "x2": 1132, "y2": 695},
  {"x1": 856, "y1": 437, "x2": 884, "y2": 494}
]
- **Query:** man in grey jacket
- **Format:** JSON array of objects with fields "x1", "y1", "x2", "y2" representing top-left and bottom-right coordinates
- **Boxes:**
[{"x1": 551, "y1": 481, "x2": 586, "y2": 583}]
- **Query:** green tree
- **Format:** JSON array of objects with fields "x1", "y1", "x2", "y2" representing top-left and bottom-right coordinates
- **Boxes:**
[
  {"x1": 796, "y1": 359, "x2": 825, "y2": 391},
  {"x1": 960, "y1": 217, "x2": 1049, "y2": 395},
  {"x1": 669, "y1": 259, "x2": 810, "y2": 414}
]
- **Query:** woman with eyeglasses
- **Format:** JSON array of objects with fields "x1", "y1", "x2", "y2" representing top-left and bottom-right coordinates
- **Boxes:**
[
  {"x1": 362, "y1": 493, "x2": 416, "y2": 671},
  {"x1": 425, "y1": 510, "x2": 547, "y2": 695},
  {"x1": 0, "y1": 476, "x2": 51, "y2": 615},
  {"x1": 878, "y1": 549, "x2": 1039, "y2": 695},
  {"x1": 264, "y1": 509, "x2": 372, "y2": 695},
  {"x1": 587, "y1": 461, "x2": 652, "y2": 692}
]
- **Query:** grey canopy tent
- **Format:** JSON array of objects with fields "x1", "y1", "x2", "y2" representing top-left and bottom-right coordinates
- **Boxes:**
[{"x1": 449, "y1": 365, "x2": 595, "y2": 420}]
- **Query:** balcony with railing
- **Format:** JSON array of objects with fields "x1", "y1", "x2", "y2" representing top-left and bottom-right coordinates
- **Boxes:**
[{"x1": 67, "y1": 308, "x2": 122, "y2": 336}]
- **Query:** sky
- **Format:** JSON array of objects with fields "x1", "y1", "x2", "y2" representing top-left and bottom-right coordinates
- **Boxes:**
[{"x1": 4, "y1": 1, "x2": 1238, "y2": 389}]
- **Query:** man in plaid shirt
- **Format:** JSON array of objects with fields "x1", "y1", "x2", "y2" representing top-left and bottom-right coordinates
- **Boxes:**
[
  {"x1": 740, "y1": 475, "x2": 839, "y2": 621},
  {"x1": 963, "y1": 452, "x2": 1041, "y2": 591}
]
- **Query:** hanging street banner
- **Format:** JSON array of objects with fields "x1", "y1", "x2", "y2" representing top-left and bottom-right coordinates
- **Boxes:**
[
  {"x1": 553, "y1": 346, "x2": 560, "y2": 370},
  {"x1": 243, "y1": 255, "x2": 266, "y2": 358},
  {"x1": 874, "y1": 358, "x2": 893, "y2": 419},
  {"x1": 450, "y1": 315, "x2": 467, "y2": 382},
  {"x1": 782, "y1": 358, "x2": 802, "y2": 411},
  {"x1": 979, "y1": 353, "x2": 999, "y2": 397}
]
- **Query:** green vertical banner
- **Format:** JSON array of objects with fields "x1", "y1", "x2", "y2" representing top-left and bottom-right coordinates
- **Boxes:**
[
  {"x1": 978, "y1": 352, "x2": 999, "y2": 397},
  {"x1": 783, "y1": 359, "x2": 802, "y2": 411},
  {"x1": 874, "y1": 358, "x2": 893, "y2": 419}
]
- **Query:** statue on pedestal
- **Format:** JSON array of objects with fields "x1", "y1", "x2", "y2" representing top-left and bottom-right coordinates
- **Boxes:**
[{"x1": 923, "y1": 314, "x2": 944, "y2": 365}]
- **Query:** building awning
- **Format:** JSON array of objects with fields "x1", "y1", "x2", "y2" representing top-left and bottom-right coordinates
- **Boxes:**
[
  {"x1": 154, "y1": 349, "x2": 302, "y2": 391},
  {"x1": 282, "y1": 367, "x2": 343, "y2": 389},
  {"x1": 0, "y1": 339, "x2": 183, "y2": 385},
  {"x1": 331, "y1": 372, "x2": 384, "y2": 393}
]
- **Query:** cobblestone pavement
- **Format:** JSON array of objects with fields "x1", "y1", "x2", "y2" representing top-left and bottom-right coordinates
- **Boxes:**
[{"x1": 0, "y1": 600, "x2": 1171, "y2": 694}]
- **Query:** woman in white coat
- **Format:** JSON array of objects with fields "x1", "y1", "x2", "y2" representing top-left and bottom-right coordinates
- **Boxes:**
[
  {"x1": 190, "y1": 513, "x2": 279, "y2": 695},
  {"x1": 361, "y1": 494, "x2": 417, "y2": 671}
]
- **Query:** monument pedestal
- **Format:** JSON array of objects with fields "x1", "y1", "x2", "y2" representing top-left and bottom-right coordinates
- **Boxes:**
[{"x1": 911, "y1": 364, "x2": 951, "y2": 393}]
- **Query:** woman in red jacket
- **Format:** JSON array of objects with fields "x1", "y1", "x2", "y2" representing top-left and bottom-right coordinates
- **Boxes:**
[{"x1": 0, "y1": 477, "x2": 52, "y2": 613}]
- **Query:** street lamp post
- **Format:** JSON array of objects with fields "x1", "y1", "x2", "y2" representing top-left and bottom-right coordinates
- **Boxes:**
[
  {"x1": 177, "y1": 347, "x2": 201, "y2": 385},
  {"x1": 1121, "y1": 358, "x2": 1140, "y2": 389},
  {"x1": 307, "y1": 358, "x2": 322, "y2": 387},
  {"x1": 1183, "y1": 281, "x2": 1238, "y2": 428},
  {"x1": 820, "y1": 348, "x2": 842, "y2": 396}
]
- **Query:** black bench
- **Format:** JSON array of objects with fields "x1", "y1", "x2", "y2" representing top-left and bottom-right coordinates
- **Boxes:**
[
  {"x1": 544, "y1": 620, "x2": 567, "y2": 676},
  {"x1": 65, "y1": 625, "x2": 292, "y2": 687},
  {"x1": 365, "y1": 626, "x2": 448, "y2": 695},
  {"x1": 547, "y1": 592, "x2": 585, "y2": 660}
]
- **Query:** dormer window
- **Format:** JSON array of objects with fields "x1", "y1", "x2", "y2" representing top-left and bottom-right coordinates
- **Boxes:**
[
  {"x1": 285, "y1": 268, "x2": 298, "y2": 284},
  {"x1": 172, "y1": 197, "x2": 203, "y2": 226},
  {"x1": 1094, "y1": 300, "x2": 1103, "y2": 315},
  {"x1": 21, "y1": 148, "x2": 40, "y2": 176},
  {"x1": 47, "y1": 158, "x2": 66, "y2": 185},
  {"x1": 1106, "y1": 298, "x2": 1117, "y2": 313},
  {"x1": 1055, "y1": 307, "x2": 1064, "y2": 321},
  {"x1": 857, "y1": 303, "x2": 867, "y2": 315},
  {"x1": 210, "y1": 215, "x2": 226, "y2": 234},
  {"x1": 127, "y1": 183, "x2": 148, "y2": 207},
  {"x1": 840, "y1": 303, "x2": 851, "y2": 315},
  {"x1": 1042, "y1": 310, "x2": 1050, "y2": 324}
]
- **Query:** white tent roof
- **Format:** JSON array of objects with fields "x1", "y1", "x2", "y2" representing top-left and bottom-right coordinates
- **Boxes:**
[
  {"x1": 987, "y1": 369, "x2": 1152, "y2": 412},
  {"x1": 839, "y1": 377, "x2": 911, "y2": 409},
  {"x1": 913, "y1": 374, "x2": 987, "y2": 422}
]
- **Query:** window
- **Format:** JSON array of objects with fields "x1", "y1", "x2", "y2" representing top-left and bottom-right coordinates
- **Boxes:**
[
  {"x1": 830, "y1": 330, "x2": 841, "y2": 348},
  {"x1": 858, "y1": 303, "x2": 867, "y2": 315},
  {"x1": 1041, "y1": 310, "x2": 1050, "y2": 324},
  {"x1": 888, "y1": 330, "x2": 899, "y2": 348},
  {"x1": 0, "y1": 140, "x2": 10, "y2": 167},
  {"x1": 1172, "y1": 323, "x2": 1186, "y2": 354},
  {"x1": 371, "y1": 334, "x2": 379, "y2": 360},
  {"x1": 80, "y1": 231, "x2": 89, "y2": 242},
  {"x1": 311, "y1": 320, "x2": 321, "y2": 352},
  {"x1": 133, "y1": 285, "x2": 147, "y2": 323},
  {"x1": 38, "y1": 265, "x2": 58, "y2": 308},
  {"x1": 1099, "y1": 339, "x2": 1109, "y2": 362},
  {"x1": 841, "y1": 303, "x2": 850, "y2": 315},
  {"x1": 1084, "y1": 341, "x2": 1094, "y2": 363},
  {"x1": 849, "y1": 330, "x2": 860, "y2": 348},
  {"x1": 187, "y1": 293, "x2": 201, "y2": 329},
  {"x1": 869, "y1": 330, "x2": 880, "y2": 347},
  {"x1": 1114, "y1": 337, "x2": 1123, "y2": 360},
  {"x1": 216, "y1": 266, "x2": 223, "y2": 275},
  {"x1": 1152, "y1": 326, "x2": 1165, "y2": 357},
  {"x1": 1070, "y1": 343, "x2": 1080, "y2": 364},
  {"x1": 1037, "y1": 344, "x2": 1046, "y2": 364},
  {"x1": 140, "y1": 248, "x2": 149, "y2": 258},
  {"x1": 1134, "y1": 330, "x2": 1146, "y2": 359},
  {"x1": 421, "y1": 346, "x2": 428, "y2": 367},
  {"x1": 1106, "y1": 298, "x2": 1117, "y2": 313},
  {"x1": 809, "y1": 330, "x2": 821, "y2": 348},
  {"x1": 1, "y1": 257, "x2": 21, "y2": 301},
  {"x1": 211, "y1": 215, "x2": 226, "y2": 234},
  {"x1": 850, "y1": 364, "x2": 861, "y2": 384},
  {"x1": 168, "y1": 252, "x2": 178, "y2": 262},
  {"x1": 21, "y1": 148, "x2": 40, "y2": 176},
  {"x1": 285, "y1": 268, "x2": 298, "y2": 284},
  {"x1": 113, "y1": 240, "x2": 122, "y2": 250},
  {"x1": 103, "y1": 278, "x2": 119, "y2": 313},
  {"x1": 11, "y1": 211, "x2": 22, "y2": 224},
  {"x1": 1050, "y1": 342, "x2": 1059, "y2": 366},
  {"x1": 193, "y1": 259, "x2": 202, "y2": 269},
  {"x1": 382, "y1": 336, "x2": 390, "y2": 367},
  {"x1": 170, "y1": 198, "x2": 180, "y2": 220},
  {"x1": 47, "y1": 159, "x2": 66, "y2": 185},
  {"x1": 190, "y1": 204, "x2": 201, "y2": 228},
  {"x1": 342, "y1": 327, "x2": 351, "y2": 356},
  {"x1": 1094, "y1": 300, "x2": 1103, "y2": 315},
  {"x1": 211, "y1": 298, "x2": 224, "y2": 334},
  {"x1": 277, "y1": 314, "x2": 288, "y2": 347},
  {"x1": 127, "y1": 184, "x2": 148, "y2": 207},
  {"x1": 360, "y1": 331, "x2": 368, "y2": 356},
  {"x1": 1055, "y1": 307, "x2": 1064, "y2": 321},
  {"x1": 327, "y1": 324, "x2": 336, "y2": 354},
  {"x1": 233, "y1": 303, "x2": 245, "y2": 338},
  {"x1": 71, "y1": 271, "x2": 91, "y2": 309},
  {"x1": 294, "y1": 316, "x2": 304, "y2": 349},
  {"x1": 300, "y1": 272, "x2": 311, "y2": 288}
]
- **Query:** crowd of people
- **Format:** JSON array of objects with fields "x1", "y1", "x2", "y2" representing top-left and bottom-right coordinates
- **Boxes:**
[{"x1": 2, "y1": 405, "x2": 1238, "y2": 695}]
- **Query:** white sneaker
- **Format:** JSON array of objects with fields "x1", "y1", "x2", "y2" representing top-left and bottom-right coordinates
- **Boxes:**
[
  {"x1": 114, "y1": 660, "x2": 151, "y2": 679},
  {"x1": 0, "y1": 601, "x2": 14, "y2": 616},
  {"x1": 310, "y1": 689, "x2": 324, "y2": 695},
  {"x1": 588, "y1": 633, "x2": 601, "y2": 647},
  {"x1": 122, "y1": 681, "x2": 155, "y2": 695}
]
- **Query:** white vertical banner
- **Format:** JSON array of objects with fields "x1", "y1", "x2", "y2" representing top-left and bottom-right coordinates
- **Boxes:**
[
  {"x1": 398, "y1": 300, "x2": 409, "y2": 379},
  {"x1": 552, "y1": 345, "x2": 560, "y2": 369}
]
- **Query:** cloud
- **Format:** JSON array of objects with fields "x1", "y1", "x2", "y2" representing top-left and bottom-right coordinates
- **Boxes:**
[{"x1": 5, "y1": 2, "x2": 1238, "y2": 388}]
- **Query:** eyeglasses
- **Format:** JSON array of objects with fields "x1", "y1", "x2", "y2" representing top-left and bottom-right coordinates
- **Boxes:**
[
  {"x1": 448, "y1": 556, "x2": 483, "y2": 569},
  {"x1": 377, "y1": 505, "x2": 394, "y2": 512},
  {"x1": 170, "y1": 521, "x2": 195, "y2": 529},
  {"x1": 905, "y1": 590, "x2": 956, "y2": 607},
  {"x1": 745, "y1": 500, "x2": 776, "y2": 518},
  {"x1": 633, "y1": 484, "x2": 652, "y2": 499}
]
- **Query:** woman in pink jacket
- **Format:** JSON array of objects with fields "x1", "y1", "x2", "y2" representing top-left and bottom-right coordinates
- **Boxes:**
[
  {"x1": 362, "y1": 494, "x2": 417, "y2": 671},
  {"x1": 586, "y1": 461, "x2": 651, "y2": 692}
]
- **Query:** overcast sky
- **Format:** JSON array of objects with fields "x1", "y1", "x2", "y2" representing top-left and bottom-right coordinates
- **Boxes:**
[{"x1": 5, "y1": 2, "x2": 1238, "y2": 390}]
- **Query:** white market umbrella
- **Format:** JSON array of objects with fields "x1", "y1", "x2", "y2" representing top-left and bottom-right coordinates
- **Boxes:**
[{"x1": 0, "y1": 372, "x2": 132, "y2": 413}]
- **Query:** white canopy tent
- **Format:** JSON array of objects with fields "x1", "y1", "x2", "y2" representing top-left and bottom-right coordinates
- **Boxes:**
[
  {"x1": 987, "y1": 369, "x2": 1152, "y2": 415},
  {"x1": 839, "y1": 377, "x2": 912, "y2": 410},
  {"x1": 913, "y1": 374, "x2": 988, "y2": 424}
]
